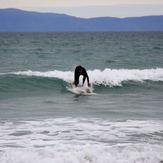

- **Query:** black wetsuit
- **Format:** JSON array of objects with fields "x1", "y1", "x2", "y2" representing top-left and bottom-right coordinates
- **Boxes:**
[{"x1": 74, "y1": 66, "x2": 89, "y2": 86}]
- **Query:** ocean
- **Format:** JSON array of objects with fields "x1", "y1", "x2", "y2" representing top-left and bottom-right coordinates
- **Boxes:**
[{"x1": 0, "y1": 32, "x2": 163, "y2": 163}]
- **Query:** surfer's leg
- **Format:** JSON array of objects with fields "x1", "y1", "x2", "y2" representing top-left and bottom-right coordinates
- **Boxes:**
[
  {"x1": 75, "y1": 80, "x2": 79, "y2": 87},
  {"x1": 74, "y1": 76, "x2": 79, "y2": 86}
]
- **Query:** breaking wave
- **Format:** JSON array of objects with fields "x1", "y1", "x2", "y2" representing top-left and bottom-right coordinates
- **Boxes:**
[{"x1": 9, "y1": 68, "x2": 163, "y2": 86}]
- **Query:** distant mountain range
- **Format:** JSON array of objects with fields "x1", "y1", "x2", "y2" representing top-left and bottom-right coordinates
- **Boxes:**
[{"x1": 0, "y1": 8, "x2": 163, "y2": 32}]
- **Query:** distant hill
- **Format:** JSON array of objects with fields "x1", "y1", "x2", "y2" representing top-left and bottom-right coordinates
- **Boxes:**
[{"x1": 0, "y1": 8, "x2": 163, "y2": 32}]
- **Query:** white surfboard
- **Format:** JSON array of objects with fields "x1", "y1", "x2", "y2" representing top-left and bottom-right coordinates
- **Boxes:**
[{"x1": 72, "y1": 83, "x2": 94, "y2": 95}]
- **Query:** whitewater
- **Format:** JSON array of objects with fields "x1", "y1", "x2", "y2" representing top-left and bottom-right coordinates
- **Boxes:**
[
  {"x1": 11, "y1": 67, "x2": 163, "y2": 86},
  {"x1": 0, "y1": 118, "x2": 163, "y2": 163}
]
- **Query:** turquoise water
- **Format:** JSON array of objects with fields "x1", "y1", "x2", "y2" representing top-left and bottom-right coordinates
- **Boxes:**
[{"x1": 0, "y1": 32, "x2": 163, "y2": 162}]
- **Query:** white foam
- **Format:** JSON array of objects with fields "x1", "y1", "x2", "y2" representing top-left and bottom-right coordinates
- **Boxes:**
[
  {"x1": 12, "y1": 68, "x2": 163, "y2": 86},
  {"x1": 0, "y1": 118, "x2": 163, "y2": 162},
  {"x1": 13, "y1": 70, "x2": 73, "y2": 83},
  {"x1": 0, "y1": 118, "x2": 162, "y2": 148},
  {"x1": 88, "y1": 68, "x2": 163, "y2": 86},
  {"x1": 0, "y1": 144, "x2": 163, "y2": 163}
]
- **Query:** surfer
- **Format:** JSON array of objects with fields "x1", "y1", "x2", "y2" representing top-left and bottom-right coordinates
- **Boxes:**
[{"x1": 72, "y1": 66, "x2": 91, "y2": 87}]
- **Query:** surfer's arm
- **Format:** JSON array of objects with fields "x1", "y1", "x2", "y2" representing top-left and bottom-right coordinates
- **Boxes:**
[
  {"x1": 82, "y1": 71, "x2": 88, "y2": 83},
  {"x1": 74, "y1": 70, "x2": 79, "y2": 86},
  {"x1": 82, "y1": 71, "x2": 91, "y2": 87}
]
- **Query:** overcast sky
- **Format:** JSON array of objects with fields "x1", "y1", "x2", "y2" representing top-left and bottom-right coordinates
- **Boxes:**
[{"x1": 1, "y1": 0, "x2": 163, "y2": 18}]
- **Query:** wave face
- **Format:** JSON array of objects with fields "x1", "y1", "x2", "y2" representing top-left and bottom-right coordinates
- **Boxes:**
[{"x1": 1, "y1": 68, "x2": 163, "y2": 99}]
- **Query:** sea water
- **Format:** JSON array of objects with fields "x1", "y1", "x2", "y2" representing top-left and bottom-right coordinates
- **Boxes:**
[{"x1": 0, "y1": 32, "x2": 163, "y2": 162}]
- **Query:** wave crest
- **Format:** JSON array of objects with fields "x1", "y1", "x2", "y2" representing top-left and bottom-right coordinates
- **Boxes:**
[
  {"x1": 89, "y1": 68, "x2": 163, "y2": 86},
  {"x1": 11, "y1": 68, "x2": 163, "y2": 86}
]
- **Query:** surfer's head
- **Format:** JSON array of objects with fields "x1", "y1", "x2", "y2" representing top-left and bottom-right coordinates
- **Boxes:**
[{"x1": 78, "y1": 66, "x2": 83, "y2": 73}]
